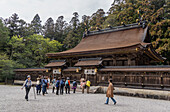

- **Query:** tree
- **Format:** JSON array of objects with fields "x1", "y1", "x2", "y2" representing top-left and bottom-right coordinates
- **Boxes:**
[
  {"x1": 4, "y1": 13, "x2": 20, "y2": 38},
  {"x1": 70, "y1": 12, "x2": 79, "y2": 29},
  {"x1": 7, "y1": 34, "x2": 62, "y2": 67},
  {"x1": 89, "y1": 9, "x2": 106, "y2": 30},
  {"x1": 18, "y1": 19, "x2": 29, "y2": 37},
  {"x1": 31, "y1": 14, "x2": 42, "y2": 34},
  {"x1": 63, "y1": 12, "x2": 83, "y2": 49},
  {"x1": 0, "y1": 53, "x2": 24, "y2": 83},
  {"x1": 54, "y1": 16, "x2": 68, "y2": 43},
  {"x1": 43, "y1": 17, "x2": 55, "y2": 40},
  {"x1": 0, "y1": 19, "x2": 9, "y2": 52}
]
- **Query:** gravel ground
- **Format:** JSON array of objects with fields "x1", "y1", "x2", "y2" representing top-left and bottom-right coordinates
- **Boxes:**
[{"x1": 0, "y1": 85, "x2": 170, "y2": 112}]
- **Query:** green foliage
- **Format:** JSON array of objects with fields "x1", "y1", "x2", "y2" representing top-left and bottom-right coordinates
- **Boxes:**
[
  {"x1": 0, "y1": 54, "x2": 24, "y2": 81},
  {"x1": 89, "y1": 9, "x2": 106, "y2": 30},
  {"x1": 6, "y1": 35, "x2": 62, "y2": 67},
  {"x1": 0, "y1": 19, "x2": 9, "y2": 51},
  {"x1": 43, "y1": 17, "x2": 55, "y2": 40},
  {"x1": 63, "y1": 12, "x2": 84, "y2": 49},
  {"x1": 31, "y1": 14, "x2": 42, "y2": 34},
  {"x1": 54, "y1": 16, "x2": 69, "y2": 43}
]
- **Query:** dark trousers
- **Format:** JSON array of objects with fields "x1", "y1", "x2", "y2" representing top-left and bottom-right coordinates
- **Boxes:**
[
  {"x1": 56, "y1": 87, "x2": 59, "y2": 95},
  {"x1": 45, "y1": 86, "x2": 48, "y2": 94},
  {"x1": 42, "y1": 85, "x2": 46, "y2": 95},
  {"x1": 73, "y1": 88, "x2": 76, "y2": 93},
  {"x1": 39, "y1": 85, "x2": 41, "y2": 94},
  {"x1": 25, "y1": 86, "x2": 31, "y2": 99},
  {"x1": 65, "y1": 86, "x2": 70, "y2": 94},
  {"x1": 60, "y1": 86, "x2": 64, "y2": 95},
  {"x1": 52, "y1": 87, "x2": 55, "y2": 93},
  {"x1": 36, "y1": 85, "x2": 41, "y2": 94}
]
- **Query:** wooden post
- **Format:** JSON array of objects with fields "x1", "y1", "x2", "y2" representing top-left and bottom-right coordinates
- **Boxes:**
[
  {"x1": 127, "y1": 58, "x2": 131, "y2": 66},
  {"x1": 141, "y1": 72, "x2": 145, "y2": 88},
  {"x1": 127, "y1": 54, "x2": 132, "y2": 66},
  {"x1": 161, "y1": 72, "x2": 164, "y2": 89},
  {"x1": 112, "y1": 55, "x2": 116, "y2": 66},
  {"x1": 124, "y1": 73, "x2": 127, "y2": 86}
]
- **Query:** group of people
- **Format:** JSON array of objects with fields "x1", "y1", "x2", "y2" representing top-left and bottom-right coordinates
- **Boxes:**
[
  {"x1": 51, "y1": 77, "x2": 76, "y2": 95},
  {"x1": 36, "y1": 75, "x2": 50, "y2": 96},
  {"x1": 80, "y1": 78, "x2": 91, "y2": 94},
  {"x1": 21, "y1": 75, "x2": 117, "y2": 105}
]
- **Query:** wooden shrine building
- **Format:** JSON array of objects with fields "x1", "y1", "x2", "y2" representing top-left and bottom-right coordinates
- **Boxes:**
[{"x1": 15, "y1": 22, "x2": 170, "y2": 89}]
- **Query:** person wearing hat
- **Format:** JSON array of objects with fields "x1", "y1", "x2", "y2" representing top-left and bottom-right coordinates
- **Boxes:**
[{"x1": 21, "y1": 75, "x2": 32, "y2": 101}]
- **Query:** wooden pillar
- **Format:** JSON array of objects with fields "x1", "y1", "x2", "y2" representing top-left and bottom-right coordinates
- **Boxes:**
[
  {"x1": 127, "y1": 54, "x2": 132, "y2": 66},
  {"x1": 124, "y1": 73, "x2": 127, "y2": 86},
  {"x1": 112, "y1": 55, "x2": 116, "y2": 66},
  {"x1": 161, "y1": 72, "x2": 164, "y2": 89},
  {"x1": 141, "y1": 72, "x2": 145, "y2": 88},
  {"x1": 127, "y1": 58, "x2": 131, "y2": 66}
]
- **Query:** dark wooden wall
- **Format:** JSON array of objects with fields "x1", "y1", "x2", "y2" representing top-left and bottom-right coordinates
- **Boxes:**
[
  {"x1": 97, "y1": 71, "x2": 170, "y2": 89},
  {"x1": 15, "y1": 70, "x2": 170, "y2": 89},
  {"x1": 15, "y1": 71, "x2": 50, "y2": 81}
]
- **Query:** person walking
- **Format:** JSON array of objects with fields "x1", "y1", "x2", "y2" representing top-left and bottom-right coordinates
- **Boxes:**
[
  {"x1": 56, "y1": 77, "x2": 60, "y2": 95},
  {"x1": 81, "y1": 79, "x2": 86, "y2": 94},
  {"x1": 86, "y1": 79, "x2": 91, "y2": 94},
  {"x1": 105, "y1": 79, "x2": 117, "y2": 105},
  {"x1": 65, "y1": 77, "x2": 70, "y2": 94},
  {"x1": 52, "y1": 77, "x2": 56, "y2": 93},
  {"x1": 72, "y1": 79, "x2": 77, "y2": 93},
  {"x1": 60, "y1": 77, "x2": 65, "y2": 95},
  {"x1": 21, "y1": 75, "x2": 32, "y2": 101}
]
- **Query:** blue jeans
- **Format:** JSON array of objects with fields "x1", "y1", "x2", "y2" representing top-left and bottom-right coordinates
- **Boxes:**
[{"x1": 106, "y1": 97, "x2": 116, "y2": 104}]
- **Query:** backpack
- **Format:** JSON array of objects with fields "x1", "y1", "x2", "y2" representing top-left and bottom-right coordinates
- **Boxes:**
[
  {"x1": 25, "y1": 79, "x2": 28, "y2": 87},
  {"x1": 25, "y1": 79, "x2": 31, "y2": 87},
  {"x1": 65, "y1": 80, "x2": 69, "y2": 85},
  {"x1": 60, "y1": 80, "x2": 64, "y2": 86},
  {"x1": 56, "y1": 80, "x2": 60, "y2": 87},
  {"x1": 73, "y1": 81, "x2": 77, "y2": 87}
]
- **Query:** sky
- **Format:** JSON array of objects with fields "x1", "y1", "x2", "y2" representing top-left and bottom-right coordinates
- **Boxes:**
[{"x1": 0, "y1": 0, "x2": 113, "y2": 23}]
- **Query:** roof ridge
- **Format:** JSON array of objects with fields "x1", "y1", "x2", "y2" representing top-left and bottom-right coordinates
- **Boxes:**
[{"x1": 83, "y1": 21, "x2": 147, "y2": 38}]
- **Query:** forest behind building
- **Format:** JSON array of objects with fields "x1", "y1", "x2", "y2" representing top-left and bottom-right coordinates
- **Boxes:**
[{"x1": 0, "y1": 0, "x2": 169, "y2": 81}]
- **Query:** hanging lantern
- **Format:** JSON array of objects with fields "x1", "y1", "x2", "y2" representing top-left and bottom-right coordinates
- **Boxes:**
[
  {"x1": 59, "y1": 68, "x2": 61, "y2": 72},
  {"x1": 46, "y1": 69, "x2": 48, "y2": 72},
  {"x1": 136, "y1": 47, "x2": 139, "y2": 51},
  {"x1": 76, "y1": 68, "x2": 79, "y2": 72},
  {"x1": 95, "y1": 68, "x2": 98, "y2": 73}
]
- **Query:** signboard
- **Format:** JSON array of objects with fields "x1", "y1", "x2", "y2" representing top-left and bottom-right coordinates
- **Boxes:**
[
  {"x1": 84, "y1": 69, "x2": 96, "y2": 75},
  {"x1": 53, "y1": 69, "x2": 61, "y2": 74}
]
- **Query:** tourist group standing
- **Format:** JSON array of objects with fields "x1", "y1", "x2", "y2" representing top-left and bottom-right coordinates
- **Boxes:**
[{"x1": 21, "y1": 75, "x2": 117, "y2": 105}]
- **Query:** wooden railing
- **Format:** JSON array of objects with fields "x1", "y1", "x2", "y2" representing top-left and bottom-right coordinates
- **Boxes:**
[{"x1": 98, "y1": 74, "x2": 170, "y2": 89}]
